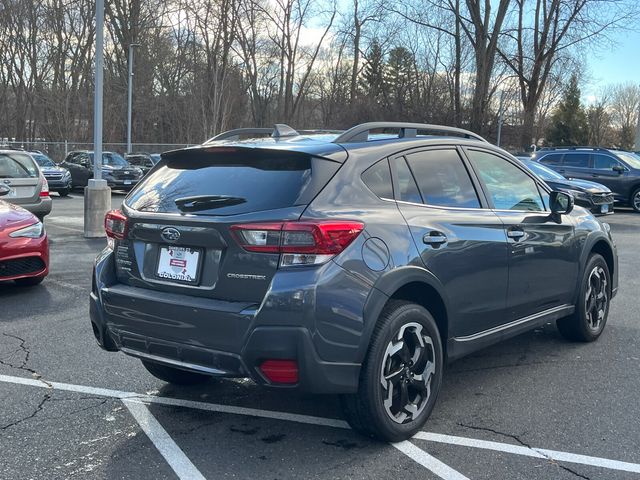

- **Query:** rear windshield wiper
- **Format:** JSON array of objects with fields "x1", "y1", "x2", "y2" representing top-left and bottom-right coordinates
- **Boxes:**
[{"x1": 174, "y1": 195, "x2": 246, "y2": 212}]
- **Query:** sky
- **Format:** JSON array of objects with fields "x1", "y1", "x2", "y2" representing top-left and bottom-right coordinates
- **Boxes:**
[{"x1": 584, "y1": 28, "x2": 640, "y2": 100}]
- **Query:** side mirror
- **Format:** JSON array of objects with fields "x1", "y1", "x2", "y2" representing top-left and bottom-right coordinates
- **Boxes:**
[
  {"x1": 612, "y1": 164, "x2": 625, "y2": 174},
  {"x1": 549, "y1": 191, "x2": 574, "y2": 215},
  {"x1": 0, "y1": 184, "x2": 10, "y2": 197}
]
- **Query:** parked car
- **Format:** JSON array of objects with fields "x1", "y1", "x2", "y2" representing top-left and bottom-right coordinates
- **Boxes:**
[
  {"x1": 30, "y1": 151, "x2": 72, "y2": 197},
  {"x1": 0, "y1": 150, "x2": 51, "y2": 219},
  {"x1": 149, "y1": 153, "x2": 162, "y2": 164},
  {"x1": 61, "y1": 151, "x2": 143, "y2": 191},
  {"x1": 125, "y1": 153, "x2": 158, "y2": 175},
  {"x1": 533, "y1": 146, "x2": 640, "y2": 212},
  {"x1": 521, "y1": 159, "x2": 614, "y2": 215},
  {"x1": 90, "y1": 123, "x2": 617, "y2": 442},
  {"x1": 0, "y1": 185, "x2": 49, "y2": 286}
]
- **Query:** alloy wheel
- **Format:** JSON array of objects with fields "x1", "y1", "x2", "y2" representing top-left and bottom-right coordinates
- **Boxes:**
[
  {"x1": 380, "y1": 322, "x2": 435, "y2": 424},
  {"x1": 585, "y1": 265, "x2": 608, "y2": 331},
  {"x1": 633, "y1": 191, "x2": 640, "y2": 211}
]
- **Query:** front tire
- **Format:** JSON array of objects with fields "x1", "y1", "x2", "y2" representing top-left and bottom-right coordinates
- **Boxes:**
[
  {"x1": 557, "y1": 254, "x2": 611, "y2": 342},
  {"x1": 141, "y1": 360, "x2": 211, "y2": 385},
  {"x1": 341, "y1": 300, "x2": 443, "y2": 442},
  {"x1": 58, "y1": 188, "x2": 70, "y2": 197},
  {"x1": 631, "y1": 187, "x2": 640, "y2": 213}
]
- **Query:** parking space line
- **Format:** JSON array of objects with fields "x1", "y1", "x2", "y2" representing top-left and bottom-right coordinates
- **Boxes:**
[
  {"x1": 414, "y1": 432, "x2": 640, "y2": 474},
  {"x1": 4, "y1": 373, "x2": 640, "y2": 476},
  {"x1": 393, "y1": 440, "x2": 470, "y2": 480},
  {"x1": 123, "y1": 399, "x2": 206, "y2": 480}
]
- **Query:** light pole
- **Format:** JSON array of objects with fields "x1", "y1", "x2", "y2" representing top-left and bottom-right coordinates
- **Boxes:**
[
  {"x1": 84, "y1": 0, "x2": 111, "y2": 237},
  {"x1": 127, "y1": 43, "x2": 141, "y2": 154}
]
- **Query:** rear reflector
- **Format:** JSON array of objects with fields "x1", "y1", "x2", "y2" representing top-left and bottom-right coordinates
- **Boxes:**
[
  {"x1": 231, "y1": 221, "x2": 364, "y2": 266},
  {"x1": 259, "y1": 359, "x2": 299, "y2": 384},
  {"x1": 105, "y1": 209, "x2": 128, "y2": 240}
]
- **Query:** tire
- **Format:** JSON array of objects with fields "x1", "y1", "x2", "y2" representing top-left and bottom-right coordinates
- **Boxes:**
[
  {"x1": 14, "y1": 276, "x2": 45, "y2": 287},
  {"x1": 557, "y1": 254, "x2": 611, "y2": 342},
  {"x1": 141, "y1": 360, "x2": 211, "y2": 385},
  {"x1": 631, "y1": 187, "x2": 640, "y2": 213},
  {"x1": 341, "y1": 300, "x2": 443, "y2": 442},
  {"x1": 58, "y1": 188, "x2": 70, "y2": 197}
]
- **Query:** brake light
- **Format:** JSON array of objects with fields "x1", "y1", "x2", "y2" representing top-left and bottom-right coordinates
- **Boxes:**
[
  {"x1": 231, "y1": 221, "x2": 364, "y2": 266},
  {"x1": 259, "y1": 359, "x2": 299, "y2": 384},
  {"x1": 105, "y1": 209, "x2": 128, "y2": 240},
  {"x1": 39, "y1": 178, "x2": 49, "y2": 197}
]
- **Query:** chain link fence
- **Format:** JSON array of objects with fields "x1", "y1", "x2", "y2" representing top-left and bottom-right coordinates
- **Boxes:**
[{"x1": 0, "y1": 141, "x2": 194, "y2": 163}]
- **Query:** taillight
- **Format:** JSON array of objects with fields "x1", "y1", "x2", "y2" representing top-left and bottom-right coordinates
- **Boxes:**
[
  {"x1": 105, "y1": 209, "x2": 128, "y2": 240},
  {"x1": 39, "y1": 178, "x2": 49, "y2": 197},
  {"x1": 231, "y1": 221, "x2": 364, "y2": 267}
]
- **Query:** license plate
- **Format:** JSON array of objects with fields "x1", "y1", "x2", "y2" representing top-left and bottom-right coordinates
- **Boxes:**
[
  {"x1": 156, "y1": 246, "x2": 201, "y2": 284},
  {"x1": 601, "y1": 204, "x2": 609, "y2": 213},
  {"x1": 124, "y1": 180, "x2": 132, "y2": 185}
]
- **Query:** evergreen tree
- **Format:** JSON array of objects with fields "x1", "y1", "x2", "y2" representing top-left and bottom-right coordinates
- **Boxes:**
[
  {"x1": 385, "y1": 46, "x2": 416, "y2": 115},
  {"x1": 360, "y1": 40, "x2": 385, "y2": 103},
  {"x1": 546, "y1": 75, "x2": 589, "y2": 146}
]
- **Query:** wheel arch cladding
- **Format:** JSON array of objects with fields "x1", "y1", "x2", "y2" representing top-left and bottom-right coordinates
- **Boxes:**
[{"x1": 361, "y1": 267, "x2": 450, "y2": 362}]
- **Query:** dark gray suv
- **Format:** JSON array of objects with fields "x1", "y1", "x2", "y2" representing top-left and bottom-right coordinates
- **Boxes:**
[
  {"x1": 534, "y1": 147, "x2": 640, "y2": 212},
  {"x1": 90, "y1": 123, "x2": 618, "y2": 441}
]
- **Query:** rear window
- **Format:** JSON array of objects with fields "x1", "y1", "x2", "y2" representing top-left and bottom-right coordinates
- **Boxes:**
[
  {"x1": 126, "y1": 149, "x2": 340, "y2": 216},
  {"x1": 0, "y1": 152, "x2": 39, "y2": 178}
]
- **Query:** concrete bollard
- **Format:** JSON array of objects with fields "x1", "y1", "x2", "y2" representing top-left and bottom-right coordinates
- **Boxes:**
[{"x1": 84, "y1": 179, "x2": 111, "y2": 238}]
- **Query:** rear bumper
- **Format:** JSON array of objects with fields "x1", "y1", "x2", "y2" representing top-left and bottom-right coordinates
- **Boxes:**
[
  {"x1": 90, "y1": 251, "x2": 363, "y2": 394},
  {"x1": 15, "y1": 197, "x2": 52, "y2": 217}
]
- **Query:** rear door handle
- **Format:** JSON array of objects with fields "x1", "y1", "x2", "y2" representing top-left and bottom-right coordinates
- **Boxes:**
[
  {"x1": 507, "y1": 228, "x2": 525, "y2": 240},
  {"x1": 423, "y1": 232, "x2": 447, "y2": 246}
]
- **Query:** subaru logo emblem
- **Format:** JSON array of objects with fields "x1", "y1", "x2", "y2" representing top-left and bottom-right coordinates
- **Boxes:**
[{"x1": 161, "y1": 227, "x2": 181, "y2": 243}]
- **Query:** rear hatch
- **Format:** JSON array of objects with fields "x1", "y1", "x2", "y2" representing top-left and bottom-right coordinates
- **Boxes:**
[
  {"x1": 115, "y1": 146, "x2": 341, "y2": 304},
  {"x1": 0, "y1": 152, "x2": 40, "y2": 203}
]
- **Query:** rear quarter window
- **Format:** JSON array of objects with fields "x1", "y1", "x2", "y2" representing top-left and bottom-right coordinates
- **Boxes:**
[
  {"x1": 126, "y1": 149, "x2": 340, "y2": 216},
  {"x1": 361, "y1": 159, "x2": 393, "y2": 199}
]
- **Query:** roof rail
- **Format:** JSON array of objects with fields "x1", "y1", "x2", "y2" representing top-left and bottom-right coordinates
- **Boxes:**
[
  {"x1": 332, "y1": 122, "x2": 487, "y2": 144},
  {"x1": 539, "y1": 146, "x2": 610, "y2": 152},
  {"x1": 205, "y1": 124, "x2": 301, "y2": 143}
]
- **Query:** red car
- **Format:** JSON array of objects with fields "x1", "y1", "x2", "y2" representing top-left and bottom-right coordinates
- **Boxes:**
[{"x1": 0, "y1": 186, "x2": 49, "y2": 286}]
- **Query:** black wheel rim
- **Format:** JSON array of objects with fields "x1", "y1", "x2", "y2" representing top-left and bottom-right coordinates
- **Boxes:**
[
  {"x1": 380, "y1": 322, "x2": 435, "y2": 424},
  {"x1": 585, "y1": 265, "x2": 608, "y2": 332}
]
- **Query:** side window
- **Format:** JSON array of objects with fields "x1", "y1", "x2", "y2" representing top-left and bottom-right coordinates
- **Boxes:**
[
  {"x1": 362, "y1": 159, "x2": 393, "y2": 199},
  {"x1": 405, "y1": 149, "x2": 480, "y2": 208},
  {"x1": 467, "y1": 150, "x2": 545, "y2": 212},
  {"x1": 563, "y1": 153, "x2": 590, "y2": 168},
  {"x1": 593, "y1": 154, "x2": 621, "y2": 170},
  {"x1": 538, "y1": 153, "x2": 563, "y2": 165},
  {"x1": 394, "y1": 157, "x2": 422, "y2": 204}
]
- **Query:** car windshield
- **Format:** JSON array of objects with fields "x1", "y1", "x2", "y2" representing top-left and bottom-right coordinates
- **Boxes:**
[
  {"x1": 616, "y1": 152, "x2": 640, "y2": 169},
  {"x1": 89, "y1": 152, "x2": 129, "y2": 167},
  {"x1": 524, "y1": 160, "x2": 565, "y2": 180},
  {"x1": 31, "y1": 153, "x2": 56, "y2": 167},
  {"x1": 0, "y1": 152, "x2": 39, "y2": 178}
]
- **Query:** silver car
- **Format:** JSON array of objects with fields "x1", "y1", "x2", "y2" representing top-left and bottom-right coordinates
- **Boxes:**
[{"x1": 0, "y1": 150, "x2": 52, "y2": 219}]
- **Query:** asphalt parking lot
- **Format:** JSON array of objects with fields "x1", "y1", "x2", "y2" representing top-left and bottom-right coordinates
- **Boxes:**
[{"x1": 1, "y1": 192, "x2": 639, "y2": 480}]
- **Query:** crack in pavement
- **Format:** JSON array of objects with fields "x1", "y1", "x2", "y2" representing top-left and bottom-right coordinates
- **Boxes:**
[
  {"x1": 0, "y1": 333, "x2": 54, "y2": 431},
  {"x1": 458, "y1": 423, "x2": 590, "y2": 480}
]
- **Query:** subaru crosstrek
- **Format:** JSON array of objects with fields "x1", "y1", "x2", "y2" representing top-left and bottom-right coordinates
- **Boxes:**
[{"x1": 90, "y1": 122, "x2": 618, "y2": 441}]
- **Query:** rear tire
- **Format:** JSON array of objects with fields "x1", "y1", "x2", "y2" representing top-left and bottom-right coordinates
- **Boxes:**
[
  {"x1": 341, "y1": 300, "x2": 443, "y2": 442},
  {"x1": 14, "y1": 276, "x2": 44, "y2": 287},
  {"x1": 557, "y1": 254, "x2": 611, "y2": 342},
  {"x1": 631, "y1": 187, "x2": 640, "y2": 213},
  {"x1": 141, "y1": 360, "x2": 211, "y2": 385}
]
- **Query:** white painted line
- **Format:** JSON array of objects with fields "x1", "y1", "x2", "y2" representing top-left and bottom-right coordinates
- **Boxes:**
[
  {"x1": 123, "y1": 399, "x2": 206, "y2": 480},
  {"x1": 414, "y1": 432, "x2": 640, "y2": 475},
  {"x1": 393, "y1": 440, "x2": 470, "y2": 480},
  {"x1": 3, "y1": 373, "x2": 640, "y2": 475}
]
